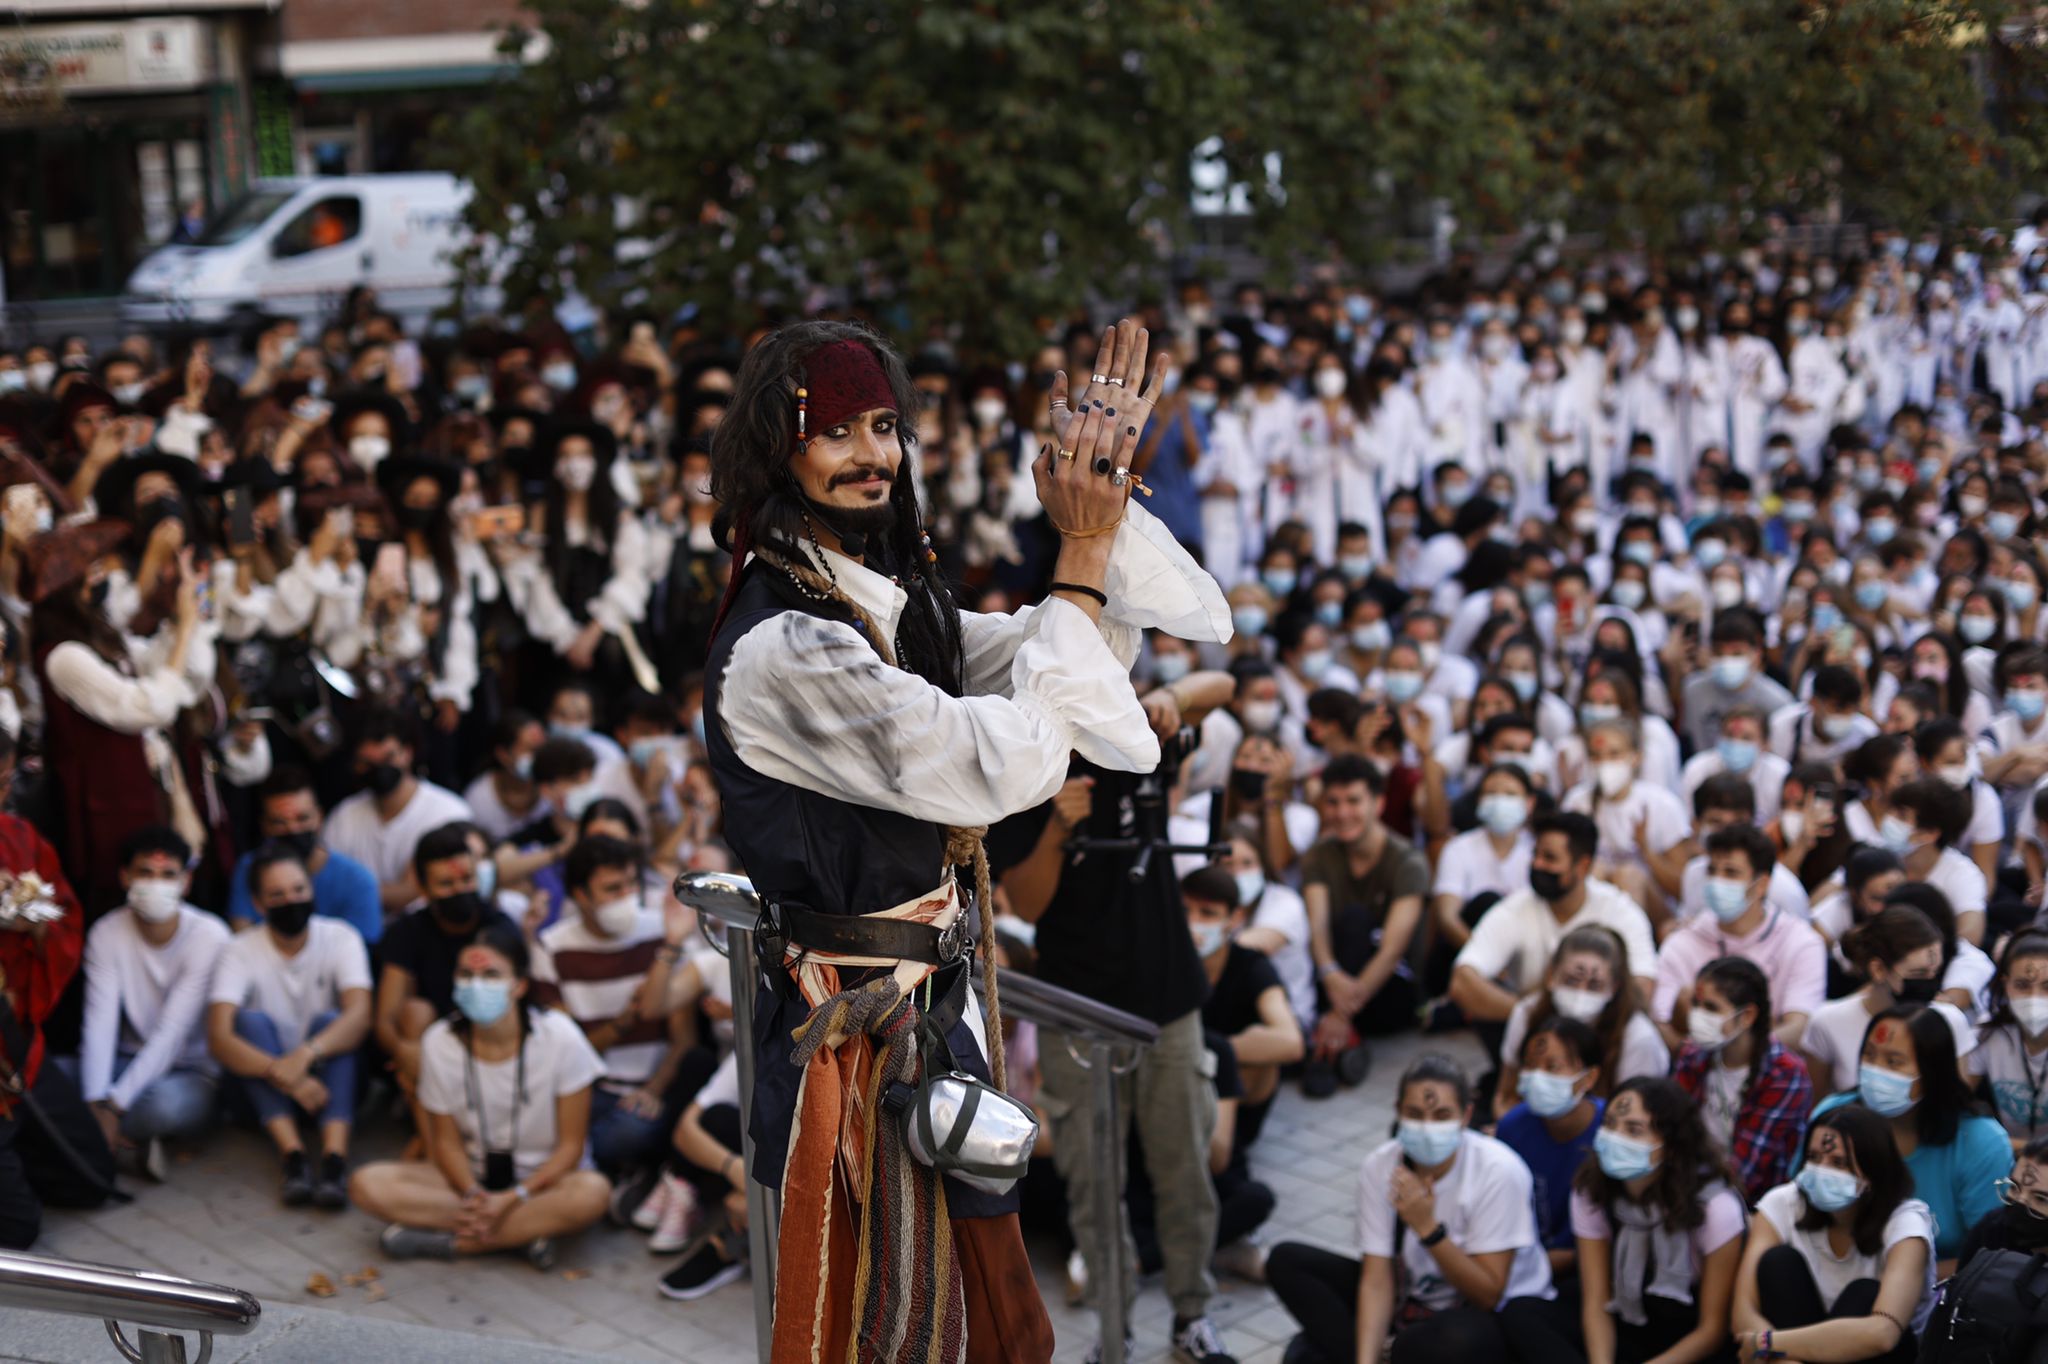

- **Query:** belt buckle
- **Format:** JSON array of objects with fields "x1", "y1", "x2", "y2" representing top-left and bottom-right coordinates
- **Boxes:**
[{"x1": 934, "y1": 917, "x2": 966, "y2": 963}]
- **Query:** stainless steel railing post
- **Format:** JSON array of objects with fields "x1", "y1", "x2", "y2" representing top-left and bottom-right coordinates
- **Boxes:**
[
  {"x1": 1090, "y1": 1038, "x2": 1128, "y2": 1364},
  {"x1": 725, "y1": 921, "x2": 779, "y2": 1364}
]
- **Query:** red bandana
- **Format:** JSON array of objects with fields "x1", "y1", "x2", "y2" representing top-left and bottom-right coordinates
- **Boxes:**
[{"x1": 802, "y1": 340, "x2": 896, "y2": 434}]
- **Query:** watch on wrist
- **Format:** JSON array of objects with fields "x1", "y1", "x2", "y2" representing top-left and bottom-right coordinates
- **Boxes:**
[
  {"x1": 513, "y1": 1183, "x2": 531, "y2": 1203},
  {"x1": 1418, "y1": 1223, "x2": 1448, "y2": 1247}
]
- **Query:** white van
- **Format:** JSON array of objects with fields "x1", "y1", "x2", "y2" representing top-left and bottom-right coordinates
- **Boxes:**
[{"x1": 121, "y1": 173, "x2": 497, "y2": 333}]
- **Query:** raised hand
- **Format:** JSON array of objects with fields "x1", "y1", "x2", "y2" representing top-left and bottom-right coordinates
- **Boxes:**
[{"x1": 1047, "y1": 318, "x2": 1171, "y2": 456}]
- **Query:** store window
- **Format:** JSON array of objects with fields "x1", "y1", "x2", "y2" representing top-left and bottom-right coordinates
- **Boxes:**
[{"x1": 272, "y1": 195, "x2": 360, "y2": 258}]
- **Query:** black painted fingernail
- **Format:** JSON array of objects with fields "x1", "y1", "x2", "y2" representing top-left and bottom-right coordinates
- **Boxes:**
[
  {"x1": 1094, "y1": 457, "x2": 1112, "y2": 475},
  {"x1": 1127, "y1": 426, "x2": 1137, "y2": 436},
  {"x1": 1105, "y1": 407, "x2": 1117, "y2": 416}
]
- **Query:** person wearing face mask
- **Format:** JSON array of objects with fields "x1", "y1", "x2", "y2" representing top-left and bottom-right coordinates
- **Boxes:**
[
  {"x1": 374, "y1": 824, "x2": 522, "y2": 1139},
  {"x1": 1493, "y1": 926, "x2": 1668, "y2": 1123},
  {"x1": 1768, "y1": 663, "x2": 1879, "y2": 770},
  {"x1": 1981, "y1": 649, "x2": 2048, "y2": 797},
  {"x1": 1777, "y1": 300, "x2": 1848, "y2": 469},
  {"x1": 1948, "y1": 1134, "x2": 2048, "y2": 1286},
  {"x1": 1430, "y1": 762, "x2": 1540, "y2": 968},
  {"x1": 1964, "y1": 931, "x2": 2048, "y2": 1147},
  {"x1": 460, "y1": 711, "x2": 549, "y2": 844},
  {"x1": 226, "y1": 768, "x2": 382, "y2": 945},
  {"x1": 1880, "y1": 777, "x2": 1989, "y2": 946},
  {"x1": 1676, "y1": 775, "x2": 1814, "y2": 922},
  {"x1": 1268, "y1": 1054, "x2": 1552, "y2": 1364},
  {"x1": 494, "y1": 737, "x2": 605, "y2": 927},
  {"x1": 1734, "y1": 1103, "x2": 1937, "y2": 1364},
  {"x1": 207, "y1": 843, "x2": 373, "y2": 1209},
  {"x1": 495, "y1": 421, "x2": 655, "y2": 695},
  {"x1": 1503, "y1": 1077, "x2": 1748, "y2": 1364},
  {"x1": 74, "y1": 827, "x2": 228, "y2": 1177},
  {"x1": 1805, "y1": 1004, "x2": 2012, "y2": 1273},
  {"x1": 328, "y1": 390, "x2": 408, "y2": 479},
  {"x1": 1492, "y1": 1017, "x2": 1604, "y2": 1278},
  {"x1": 351, "y1": 919, "x2": 611, "y2": 1269},
  {"x1": 322, "y1": 708, "x2": 474, "y2": 916},
  {"x1": 1681, "y1": 707, "x2": 1791, "y2": 825},
  {"x1": 1172, "y1": 732, "x2": 1317, "y2": 882},
  {"x1": 1561, "y1": 721, "x2": 1693, "y2": 922},
  {"x1": 1680, "y1": 615, "x2": 1796, "y2": 754},
  {"x1": 1718, "y1": 302, "x2": 1790, "y2": 479},
  {"x1": 1654, "y1": 825, "x2": 1825, "y2": 1055},
  {"x1": 528, "y1": 835, "x2": 680, "y2": 1179},
  {"x1": 1670, "y1": 955, "x2": 1815, "y2": 1202},
  {"x1": 1208, "y1": 825, "x2": 1316, "y2": 1032}
]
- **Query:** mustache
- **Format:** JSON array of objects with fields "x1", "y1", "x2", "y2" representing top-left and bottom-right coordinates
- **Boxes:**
[{"x1": 830, "y1": 466, "x2": 895, "y2": 487}]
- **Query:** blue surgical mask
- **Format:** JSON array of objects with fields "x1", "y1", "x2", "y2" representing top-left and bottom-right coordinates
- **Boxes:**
[
  {"x1": 1694, "y1": 539, "x2": 1727, "y2": 568},
  {"x1": 1796, "y1": 1163, "x2": 1865, "y2": 1213},
  {"x1": 1397, "y1": 1119, "x2": 1463, "y2": 1167},
  {"x1": 1517, "y1": 1069, "x2": 1584, "y2": 1120},
  {"x1": 1854, "y1": 581, "x2": 1889, "y2": 611},
  {"x1": 513, "y1": 753, "x2": 534, "y2": 782},
  {"x1": 2012, "y1": 688, "x2": 2048, "y2": 722},
  {"x1": 1704, "y1": 875, "x2": 1752, "y2": 923},
  {"x1": 1234, "y1": 869, "x2": 1265, "y2": 907},
  {"x1": 1581, "y1": 702, "x2": 1623, "y2": 727},
  {"x1": 563, "y1": 781, "x2": 600, "y2": 820},
  {"x1": 1478, "y1": 793, "x2": 1529, "y2": 836},
  {"x1": 1314, "y1": 601, "x2": 1344, "y2": 629},
  {"x1": 628, "y1": 736, "x2": 668, "y2": 768},
  {"x1": 1782, "y1": 501, "x2": 1815, "y2": 523},
  {"x1": 1992, "y1": 511, "x2": 2023, "y2": 540},
  {"x1": 1858, "y1": 1063, "x2": 1919, "y2": 1117},
  {"x1": 1340, "y1": 555, "x2": 1373, "y2": 582},
  {"x1": 476, "y1": 858, "x2": 499, "y2": 902},
  {"x1": 1961, "y1": 614, "x2": 1997, "y2": 644},
  {"x1": 1717, "y1": 738, "x2": 1759, "y2": 774},
  {"x1": 1298, "y1": 649, "x2": 1334, "y2": 680},
  {"x1": 1441, "y1": 481, "x2": 1473, "y2": 507},
  {"x1": 1611, "y1": 580, "x2": 1646, "y2": 610},
  {"x1": 1864, "y1": 518, "x2": 1896, "y2": 545},
  {"x1": 550, "y1": 721, "x2": 592, "y2": 742},
  {"x1": 1879, "y1": 813, "x2": 1918, "y2": 855},
  {"x1": 1232, "y1": 605, "x2": 1270, "y2": 637},
  {"x1": 1593, "y1": 1128, "x2": 1661, "y2": 1181},
  {"x1": 1504, "y1": 671, "x2": 1539, "y2": 701},
  {"x1": 453, "y1": 978, "x2": 512, "y2": 1027},
  {"x1": 1711, "y1": 656, "x2": 1752, "y2": 690},
  {"x1": 1350, "y1": 621, "x2": 1390, "y2": 652},
  {"x1": 1261, "y1": 569, "x2": 1298, "y2": 598},
  {"x1": 1384, "y1": 670, "x2": 1424, "y2": 704},
  {"x1": 1190, "y1": 920, "x2": 1229, "y2": 956},
  {"x1": 1810, "y1": 602, "x2": 1843, "y2": 633},
  {"x1": 1153, "y1": 653, "x2": 1192, "y2": 685},
  {"x1": 2011, "y1": 582, "x2": 2040, "y2": 612},
  {"x1": 1621, "y1": 541, "x2": 1655, "y2": 565}
]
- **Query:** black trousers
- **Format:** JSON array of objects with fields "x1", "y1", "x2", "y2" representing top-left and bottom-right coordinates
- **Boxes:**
[
  {"x1": 1268, "y1": 1240, "x2": 1508, "y2": 1364},
  {"x1": 1328, "y1": 903, "x2": 1421, "y2": 1037},
  {"x1": 0, "y1": 1058, "x2": 115, "y2": 1249},
  {"x1": 1131, "y1": 1153, "x2": 1276, "y2": 1275},
  {"x1": 1753, "y1": 1243, "x2": 1916, "y2": 1364},
  {"x1": 1500, "y1": 1281, "x2": 1732, "y2": 1364}
]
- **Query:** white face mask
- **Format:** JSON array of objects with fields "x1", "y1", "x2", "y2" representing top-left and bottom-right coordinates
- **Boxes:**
[
  {"x1": 591, "y1": 893, "x2": 641, "y2": 938},
  {"x1": 1240, "y1": 700, "x2": 1282, "y2": 734},
  {"x1": 348, "y1": 434, "x2": 391, "y2": 471},
  {"x1": 25, "y1": 361, "x2": 56, "y2": 392},
  {"x1": 1711, "y1": 578, "x2": 1744, "y2": 609},
  {"x1": 126, "y1": 877, "x2": 184, "y2": 924},
  {"x1": 971, "y1": 397, "x2": 1007, "y2": 428},
  {"x1": 2012, "y1": 995, "x2": 2048, "y2": 1037},
  {"x1": 1313, "y1": 368, "x2": 1349, "y2": 400},
  {"x1": 1687, "y1": 1006, "x2": 1737, "y2": 1051},
  {"x1": 1594, "y1": 760, "x2": 1634, "y2": 797},
  {"x1": 1551, "y1": 986, "x2": 1611, "y2": 1022},
  {"x1": 557, "y1": 454, "x2": 597, "y2": 492}
]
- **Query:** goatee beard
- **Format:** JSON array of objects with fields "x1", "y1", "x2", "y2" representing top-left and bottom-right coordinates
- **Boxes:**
[{"x1": 807, "y1": 497, "x2": 898, "y2": 558}]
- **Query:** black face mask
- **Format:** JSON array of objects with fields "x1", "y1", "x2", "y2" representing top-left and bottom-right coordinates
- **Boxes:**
[
  {"x1": 430, "y1": 891, "x2": 485, "y2": 932},
  {"x1": 280, "y1": 830, "x2": 319, "y2": 861},
  {"x1": 266, "y1": 898, "x2": 316, "y2": 937},
  {"x1": 395, "y1": 505, "x2": 437, "y2": 532},
  {"x1": 363, "y1": 761, "x2": 405, "y2": 798},
  {"x1": 1530, "y1": 868, "x2": 1573, "y2": 902},
  {"x1": 1230, "y1": 768, "x2": 1269, "y2": 802},
  {"x1": 2005, "y1": 1201, "x2": 2048, "y2": 1248},
  {"x1": 354, "y1": 535, "x2": 384, "y2": 566},
  {"x1": 1254, "y1": 365, "x2": 1284, "y2": 387},
  {"x1": 1895, "y1": 974, "x2": 1943, "y2": 1005}
]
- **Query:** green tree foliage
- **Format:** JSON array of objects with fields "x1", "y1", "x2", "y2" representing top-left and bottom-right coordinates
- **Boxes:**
[{"x1": 444, "y1": 0, "x2": 2048, "y2": 350}]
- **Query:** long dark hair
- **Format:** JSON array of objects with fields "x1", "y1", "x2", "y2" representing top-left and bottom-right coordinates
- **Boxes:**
[
  {"x1": 1519, "y1": 923, "x2": 1643, "y2": 1099},
  {"x1": 30, "y1": 578, "x2": 131, "y2": 671},
  {"x1": 1696, "y1": 956, "x2": 1774, "y2": 1111},
  {"x1": 1860, "y1": 1002, "x2": 1980, "y2": 1147},
  {"x1": 1796, "y1": 1103, "x2": 1915, "y2": 1256},
  {"x1": 1574, "y1": 1076, "x2": 1741, "y2": 1233},
  {"x1": 538, "y1": 421, "x2": 625, "y2": 604},
  {"x1": 711, "y1": 320, "x2": 964, "y2": 695},
  {"x1": 1989, "y1": 929, "x2": 2048, "y2": 1035}
]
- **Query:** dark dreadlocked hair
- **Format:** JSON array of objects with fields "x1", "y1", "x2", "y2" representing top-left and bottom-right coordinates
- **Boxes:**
[{"x1": 711, "y1": 319, "x2": 966, "y2": 696}]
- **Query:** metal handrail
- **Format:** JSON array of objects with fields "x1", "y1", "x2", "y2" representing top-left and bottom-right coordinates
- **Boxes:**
[
  {"x1": 0, "y1": 1250, "x2": 259, "y2": 1364},
  {"x1": 674, "y1": 868, "x2": 1156, "y2": 1364}
]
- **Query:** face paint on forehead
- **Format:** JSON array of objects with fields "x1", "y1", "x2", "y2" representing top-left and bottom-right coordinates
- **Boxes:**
[
  {"x1": 1813, "y1": 1127, "x2": 1846, "y2": 1164},
  {"x1": 1872, "y1": 1021, "x2": 1894, "y2": 1046}
]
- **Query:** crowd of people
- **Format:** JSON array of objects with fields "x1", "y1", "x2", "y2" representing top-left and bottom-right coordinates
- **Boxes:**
[{"x1": 1, "y1": 211, "x2": 2048, "y2": 1358}]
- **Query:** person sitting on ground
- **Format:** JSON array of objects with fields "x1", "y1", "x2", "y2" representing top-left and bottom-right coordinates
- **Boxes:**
[
  {"x1": 323, "y1": 706, "x2": 475, "y2": 920},
  {"x1": 1882, "y1": 775, "x2": 1988, "y2": 946},
  {"x1": 1674, "y1": 773, "x2": 1812, "y2": 925},
  {"x1": 1965, "y1": 928, "x2": 2048, "y2": 1147},
  {"x1": 1501, "y1": 1076, "x2": 1747, "y2": 1364},
  {"x1": 352, "y1": 918, "x2": 611, "y2": 1270},
  {"x1": 1267, "y1": 1053, "x2": 1554, "y2": 1364},
  {"x1": 228, "y1": 766, "x2": 383, "y2": 945},
  {"x1": 1800, "y1": 905, "x2": 1976, "y2": 1096},
  {"x1": 651, "y1": 1050, "x2": 752, "y2": 1302},
  {"x1": 1491, "y1": 924, "x2": 1668, "y2": 1122},
  {"x1": 206, "y1": 841, "x2": 372, "y2": 1208},
  {"x1": 494, "y1": 735, "x2": 598, "y2": 926},
  {"x1": 1492, "y1": 1015, "x2": 1605, "y2": 1281},
  {"x1": 1733, "y1": 1103, "x2": 1935, "y2": 1364},
  {"x1": 1671, "y1": 955, "x2": 1814, "y2": 1201},
  {"x1": 76, "y1": 825, "x2": 229, "y2": 1176},
  {"x1": 1947, "y1": 1132, "x2": 2048, "y2": 1274}
]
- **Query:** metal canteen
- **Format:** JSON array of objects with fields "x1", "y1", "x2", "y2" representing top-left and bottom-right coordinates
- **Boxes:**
[{"x1": 901, "y1": 1071, "x2": 1038, "y2": 1196}]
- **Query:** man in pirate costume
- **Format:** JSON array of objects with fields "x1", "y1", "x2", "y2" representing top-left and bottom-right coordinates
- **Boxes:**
[{"x1": 704, "y1": 318, "x2": 1228, "y2": 1362}]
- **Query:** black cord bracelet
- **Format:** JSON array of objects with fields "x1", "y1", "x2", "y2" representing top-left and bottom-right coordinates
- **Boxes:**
[{"x1": 1049, "y1": 581, "x2": 1108, "y2": 607}]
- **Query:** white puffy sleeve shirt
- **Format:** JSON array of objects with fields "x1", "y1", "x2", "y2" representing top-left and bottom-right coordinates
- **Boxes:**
[{"x1": 718, "y1": 501, "x2": 1230, "y2": 826}]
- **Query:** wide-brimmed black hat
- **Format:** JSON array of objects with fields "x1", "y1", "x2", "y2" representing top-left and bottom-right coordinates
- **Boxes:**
[
  {"x1": 375, "y1": 454, "x2": 464, "y2": 507},
  {"x1": 93, "y1": 451, "x2": 207, "y2": 523}
]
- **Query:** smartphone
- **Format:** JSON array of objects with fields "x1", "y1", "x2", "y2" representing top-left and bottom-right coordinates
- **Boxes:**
[
  {"x1": 469, "y1": 504, "x2": 525, "y2": 540},
  {"x1": 328, "y1": 506, "x2": 355, "y2": 540},
  {"x1": 224, "y1": 487, "x2": 257, "y2": 547},
  {"x1": 1810, "y1": 780, "x2": 1836, "y2": 823},
  {"x1": 371, "y1": 543, "x2": 407, "y2": 598},
  {"x1": 292, "y1": 395, "x2": 333, "y2": 425}
]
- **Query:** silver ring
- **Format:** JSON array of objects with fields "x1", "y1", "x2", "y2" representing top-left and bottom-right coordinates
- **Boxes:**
[
  {"x1": 1090, "y1": 373, "x2": 1107, "y2": 384},
  {"x1": 1111, "y1": 467, "x2": 1130, "y2": 486},
  {"x1": 1107, "y1": 377, "x2": 1126, "y2": 387},
  {"x1": 1050, "y1": 397, "x2": 1068, "y2": 409}
]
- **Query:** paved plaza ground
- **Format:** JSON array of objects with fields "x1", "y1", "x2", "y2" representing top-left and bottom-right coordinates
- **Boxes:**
[{"x1": 9, "y1": 1028, "x2": 1486, "y2": 1363}]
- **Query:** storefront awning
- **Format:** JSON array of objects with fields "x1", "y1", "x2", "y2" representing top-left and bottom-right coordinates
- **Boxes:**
[{"x1": 279, "y1": 31, "x2": 547, "y2": 92}]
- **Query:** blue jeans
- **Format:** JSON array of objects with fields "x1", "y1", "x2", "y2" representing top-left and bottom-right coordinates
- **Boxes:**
[
  {"x1": 52, "y1": 1055, "x2": 218, "y2": 1143},
  {"x1": 233, "y1": 1010, "x2": 356, "y2": 1127},
  {"x1": 588, "y1": 1085, "x2": 665, "y2": 1176}
]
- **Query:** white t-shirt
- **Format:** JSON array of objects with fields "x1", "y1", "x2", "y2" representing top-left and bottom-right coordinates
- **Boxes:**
[
  {"x1": 1569, "y1": 1183, "x2": 1746, "y2": 1274},
  {"x1": 416, "y1": 1010, "x2": 606, "y2": 1183},
  {"x1": 1456, "y1": 880, "x2": 1659, "y2": 994},
  {"x1": 323, "y1": 780, "x2": 474, "y2": 890},
  {"x1": 1501, "y1": 995, "x2": 1669, "y2": 1083},
  {"x1": 1560, "y1": 781, "x2": 1691, "y2": 871},
  {"x1": 696, "y1": 1050, "x2": 742, "y2": 1113},
  {"x1": 1700, "y1": 1058, "x2": 1748, "y2": 1154},
  {"x1": 208, "y1": 917, "x2": 372, "y2": 1051},
  {"x1": 79, "y1": 906, "x2": 229, "y2": 1108},
  {"x1": 1799, "y1": 993, "x2": 1978, "y2": 1095},
  {"x1": 1754, "y1": 1184, "x2": 1938, "y2": 1332},
  {"x1": 1433, "y1": 828, "x2": 1534, "y2": 906},
  {"x1": 1245, "y1": 881, "x2": 1316, "y2": 1029},
  {"x1": 1355, "y1": 1131, "x2": 1555, "y2": 1311},
  {"x1": 460, "y1": 771, "x2": 545, "y2": 844},
  {"x1": 1925, "y1": 848, "x2": 1988, "y2": 922},
  {"x1": 1965, "y1": 1023, "x2": 2048, "y2": 1141}
]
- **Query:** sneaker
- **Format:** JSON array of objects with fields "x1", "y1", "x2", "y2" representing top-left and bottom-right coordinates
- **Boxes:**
[
  {"x1": 1171, "y1": 1316, "x2": 1238, "y2": 1364},
  {"x1": 1299, "y1": 1056, "x2": 1338, "y2": 1099},
  {"x1": 313, "y1": 1153, "x2": 350, "y2": 1210},
  {"x1": 1064, "y1": 1247, "x2": 1089, "y2": 1306},
  {"x1": 379, "y1": 1224, "x2": 456, "y2": 1261},
  {"x1": 1336, "y1": 1037, "x2": 1372, "y2": 1087},
  {"x1": 657, "y1": 1241, "x2": 747, "y2": 1301},
  {"x1": 1212, "y1": 1237, "x2": 1267, "y2": 1284},
  {"x1": 526, "y1": 1238, "x2": 556, "y2": 1272},
  {"x1": 647, "y1": 1174, "x2": 700, "y2": 1254},
  {"x1": 1082, "y1": 1331, "x2": 1134, "y2": 1364},
  {"x1": 609, "y1": 1166, "x2": 662, "y2": 1227},
  {"x1": 630, "y1": 1171, "x2": 674, "y2": 1232},
  {"x1": 280, "y1": 1150, "x2": 314, "y2": 1207}
]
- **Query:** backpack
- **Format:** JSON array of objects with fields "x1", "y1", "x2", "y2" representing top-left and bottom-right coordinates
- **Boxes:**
[{"x1": 1920, "y1": 1250, "x2": 2048, "y2": 1364}]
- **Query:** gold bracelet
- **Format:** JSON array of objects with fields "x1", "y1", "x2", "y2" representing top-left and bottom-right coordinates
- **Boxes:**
[{"x1": 1053, "y1": 516, "x2": 1124, "y2": 539}]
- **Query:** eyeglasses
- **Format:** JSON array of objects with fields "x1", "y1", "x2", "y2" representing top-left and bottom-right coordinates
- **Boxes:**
[{"x1": 1996, "y1": 1177, "x2": 2048, "y2": 1220}]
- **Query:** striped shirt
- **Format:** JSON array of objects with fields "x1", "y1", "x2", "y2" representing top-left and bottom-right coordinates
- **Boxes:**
[{"x1": 529, "y1": 906, "x2": 666, "y2": 1085}]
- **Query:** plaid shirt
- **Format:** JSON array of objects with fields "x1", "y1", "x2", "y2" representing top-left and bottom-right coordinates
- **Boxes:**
[{"x1": 1673, "y1": 1037, "x2": 1813, "y2": 1202}]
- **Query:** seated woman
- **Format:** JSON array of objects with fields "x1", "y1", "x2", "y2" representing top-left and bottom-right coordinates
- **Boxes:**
[
  {"x1": 650, "y1": 1051, "x2": 752, "y2": 1302},
  {"x1": 1494, "y1": 925, "x2": 1669, "y2": 1122},
  {"x1": 1807, "y1": 1003, "x2": 2013, "y2": 1274},
  {"x1": 1733, "y1": 1103, "x2": 1936, "y2": 1364},
  {"x1": 1268, "y1": 1054, "x2": 1553, "y2": 1364},
  {"x1": 1950, "y1": 1133, "x2": 2048, "y2": 1273},
  {"x1": 350, "y1": 919, "x2": 612, "y2": 1268},
  {"x1": 1493, "y1": 1015, "x2": 1604, "y2": 1281},
  {"x1": 1801, "y1": 906, "x2": 1976, "y2": 1096},
  {"x1": 1966, "y1": 929, "x2": 2048, "y2": 1148},
  {"x1": 1672, "y1": 955, "x2": 1813, "y2": 1201},
  {"x1": 1502, "y1": 1076, "x2": 1746, "y2": 1364}
]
